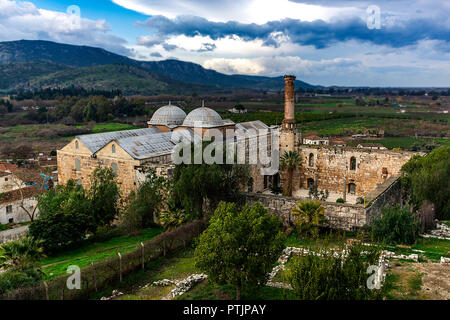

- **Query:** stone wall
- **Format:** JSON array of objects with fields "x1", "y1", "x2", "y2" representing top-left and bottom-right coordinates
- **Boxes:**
[
  {"x1": 365, "y1": 176, "x2": 403, "y2": 224},
  {"x1": 247, "y1": 176, "x2": 403, "y2": 231},
  {"x1": 246, "y1": 193, "x2": 366, "y2": 231},
  {"x1": 0, "y1": 226, "x2": 29, "y2": 244},
  {"x1": 289, "y1": 145, "x2": 418, "y2": 198}
]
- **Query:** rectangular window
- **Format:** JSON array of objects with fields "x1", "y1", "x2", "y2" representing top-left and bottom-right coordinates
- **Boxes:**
[{"x1": 6, "y1": 205, "x2": 13, "y2": 214}]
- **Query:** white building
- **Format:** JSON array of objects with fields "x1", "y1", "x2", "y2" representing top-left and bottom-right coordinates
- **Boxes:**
[
  {"x1": 303, "y1": 135, "x2": 329, "y2": 146},
  {"x1": 0, "y1": 171, "x2": 26, "y2": 193},
  {"x1": 357, "y1": 143, "x2": 387, "y2": 150},
  {"x1": 0, "y1": 187, "x2": 39, "y2": 225}
]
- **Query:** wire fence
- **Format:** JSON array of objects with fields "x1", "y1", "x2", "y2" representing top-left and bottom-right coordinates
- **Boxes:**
[{"x1": 0, "y1": 220, "x2": 207, "y2": 300}]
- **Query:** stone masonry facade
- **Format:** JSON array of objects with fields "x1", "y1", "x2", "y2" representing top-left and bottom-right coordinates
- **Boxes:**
[{"x1": 282, "y1": 145, "x2": 419, "y2": 199}]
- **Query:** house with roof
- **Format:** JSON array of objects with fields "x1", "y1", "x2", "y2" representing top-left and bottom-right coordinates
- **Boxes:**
[
  {"x1": 357, "y1": 143, "x2": 387, "y2": 150},
  {"x1": 302, "y1": 135, "x2": 329, "y2": 146},
  {"x1": 0, "y1": 171, "x2": 26, "y2": 193},
  {"x1": 0, "y1": 186, "x2": 40, "y2": 225}
]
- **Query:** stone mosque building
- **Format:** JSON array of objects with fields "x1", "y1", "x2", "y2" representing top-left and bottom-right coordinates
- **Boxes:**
[{"x1": 57, "y1": 76, "x2": 418, "y2": 216}]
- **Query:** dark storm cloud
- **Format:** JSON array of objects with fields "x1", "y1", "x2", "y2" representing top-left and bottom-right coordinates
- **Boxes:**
[{"x1": 139, "y1": 14, "x2": 450, "y2": 50}]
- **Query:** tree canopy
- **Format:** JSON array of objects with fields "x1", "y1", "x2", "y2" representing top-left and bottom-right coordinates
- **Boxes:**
[{"x1": 194, "y1": 202, "x2": 284, "y2": 300}]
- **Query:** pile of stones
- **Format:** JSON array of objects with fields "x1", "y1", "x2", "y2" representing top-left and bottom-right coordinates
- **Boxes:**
[
  {"x1": 170, "y1": 274, "x2": 208, "y2": 298},
  {"x1": 382, "y1": 251, "x2": 419, "y2": 262},
  {"x1": 100, "y1": 289, "x2": 124, "y2": 300},
  {"x1": 441, "y1": 257, "x2": 450, "y2": 264},
  {"x1": 422, "y1": 223, "x2": 450, "y2": 240}
]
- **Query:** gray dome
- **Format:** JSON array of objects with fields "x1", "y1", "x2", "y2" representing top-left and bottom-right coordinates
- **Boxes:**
[
  {"x1": 182, "y1": 107, "x2": 223, "y2": 127},
  {"x1": 149, "y1": 105, "x2": 186, "y2": 126}
]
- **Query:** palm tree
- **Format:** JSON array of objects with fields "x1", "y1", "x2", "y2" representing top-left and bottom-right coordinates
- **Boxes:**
[
  {"x1": 0, "y1": 237, "x2": 45, "y2": 269},
  {"x1": 280, "y1": 151, "x2": 302, "y2": 197},
  {"x1": 292, "y1": 200, "x2": 327, "y2": 237}
]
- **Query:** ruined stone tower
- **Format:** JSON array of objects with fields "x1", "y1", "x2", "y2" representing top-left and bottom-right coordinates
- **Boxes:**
[{"x1": 280, "y1": 75, "x2": 301, "y2": 154}]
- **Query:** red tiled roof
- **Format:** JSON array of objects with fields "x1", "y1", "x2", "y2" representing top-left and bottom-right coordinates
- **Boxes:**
[
  {"x1": 0, "y1": 162, "x2": 18, "y2": 172},
  {"x1": 0, "y1": 186, "x2": 41, "y2": 204}
]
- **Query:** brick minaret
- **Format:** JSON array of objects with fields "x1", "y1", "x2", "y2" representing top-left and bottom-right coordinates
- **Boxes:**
[{"x1": 280, "y1": 75, "x2": 301, "y2": 154}]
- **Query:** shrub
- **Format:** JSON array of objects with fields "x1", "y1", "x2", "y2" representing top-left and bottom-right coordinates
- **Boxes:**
[
  {"x1": 0, "y1": 267, "x2": 43, "y2": 295},
  {"x1": 370, "y1": 206, "x2": 420, "y2": 245},
  {"x1": 292, "y1": 200, "x2": 328, "y2": 237},
  {"x1": 287, "y1": 242, "x2": 382, "y2": 300},
  {"x1": 336, "y1": 198, "x2": 345, "y2": 203}
]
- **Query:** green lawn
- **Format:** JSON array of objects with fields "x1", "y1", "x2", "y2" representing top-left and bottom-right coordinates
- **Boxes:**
[
  {"x1": 41, "y1": 228, "x2": 163, "y2": 279},
  {"x1": 91, "y1": 122, "x2": 141, "y2": 133}
]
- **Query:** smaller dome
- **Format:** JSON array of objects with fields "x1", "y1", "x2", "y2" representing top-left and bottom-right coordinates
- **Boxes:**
[
  {"x1": 148, "y1": 104, "x2": 186, "y2": 126},
  {"x1": 183, "y1": 107, "x2": 223, "y2": 127}
]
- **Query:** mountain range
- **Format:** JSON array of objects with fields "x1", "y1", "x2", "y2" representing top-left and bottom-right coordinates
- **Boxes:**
[{"x1": 0, "y1": 40, "x2": 317, "y2": 95}]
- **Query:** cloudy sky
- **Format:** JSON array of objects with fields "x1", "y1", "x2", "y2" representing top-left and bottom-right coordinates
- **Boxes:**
[{"x1": 1, "y1": 0, "x2": 449, "y2": 86}]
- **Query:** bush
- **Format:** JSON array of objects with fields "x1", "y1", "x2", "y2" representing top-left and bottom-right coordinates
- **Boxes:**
[
  {"x1": 287, "y1": 242, "x2": 382, "y2": 300},
  {"x1": 370, "y1": 206, "x2": 420, "y2": 245},
  {"x1": 336, "y1": 198, "x2": 345, "y2": 203},
  {"x1": 0, "y1": 267, "x2": 43, "y2": 295}
]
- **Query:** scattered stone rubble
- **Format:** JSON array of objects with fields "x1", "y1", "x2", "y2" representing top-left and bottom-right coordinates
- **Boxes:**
[
  {"x1": 382, "y1": 251, "x2": 419, "y2": 262},
  {"x1": 422, "y1": 223, "x2": 450, "y2": 241},
  {"x1": 149, "y1": 274, "x2": 208, "y2": 298},
  {"x1": 169, "y1": 274, "x2": 208, "y2": 298},
  {"x1": 441, "y1": 257, "x2": 450, "y2": 264},
  {"x1": 100, "y1": 289, "x2": 124, "y2": 300}
]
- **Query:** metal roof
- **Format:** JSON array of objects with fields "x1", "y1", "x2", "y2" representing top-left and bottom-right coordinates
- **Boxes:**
[
  {"x1": 76, "y1": 127, "x2": 162, "y2": 153},
  {"x1": 115, "y1": 129, "x2": 202, "y2": 160},
  {"x1": 235, "y1": 120, "x2": 269, "y2": 131}
]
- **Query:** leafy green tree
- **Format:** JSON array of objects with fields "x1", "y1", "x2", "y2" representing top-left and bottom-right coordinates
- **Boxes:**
[
  {"x1": 292, "y1": 200, "x2": 328, "y2": 237},
  {"x1": 194, "y1": 202, "x2": 284, "y2": 300},
  {"x1": 123, "y1": 169, "x2": 168, "y2": 232},
  {"x1": 28, "y1": 180, "x2": 92, "y2": 253},
  {"x1": 401, "y1": 146, "x2": 450, "y2": 219},
  {"x1": 280, "y1": 151, "x2": 302, "y2": 197},
  {"x1": 370, "y1": 206, "x2": 420, "y2": 245},
  {"x1": 88, "y1": 167, "x2": 120, "y2": 231},
  {"x1": 0, "y1": 237, "x2": 45, "y2": 270}
]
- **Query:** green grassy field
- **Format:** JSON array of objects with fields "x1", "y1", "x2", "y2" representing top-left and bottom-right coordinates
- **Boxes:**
[
  {"x1": 90, "y1": 122, "x2": 141, "y2": 133},
  {"x1": 40, "y1": 228, "x2": 163, "y2": 280}
]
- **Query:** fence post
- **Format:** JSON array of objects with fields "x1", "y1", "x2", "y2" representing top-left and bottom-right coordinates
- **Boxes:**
[
  {"x1": 163, "y1": 240, "x2": 166, "y2": 256},
  {"x1": 44, "y1": 281, "x2": 49, "y2": 300},
  {"x1": 92, "y1": 262, "x2": 98, "y2": 292},
  {"x1": 141, "y1": 242, "x2": 145, "y2": 270},
  {"x1": 183, "y1": 239, "x2": 186, "y2": 248},
  {"x1": 118, "y1": 252, "x2": 123, "y2": 282},
  {"x1": 61, "y1": 287, "x2": 64, "y2": 300}
]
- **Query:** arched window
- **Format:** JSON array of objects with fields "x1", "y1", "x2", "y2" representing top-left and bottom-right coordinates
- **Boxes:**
[
  {"x1": 112, "y1": 144, "x2": 116, "y2": 154},
  {"x1": 111, "y1": 162, "x2": 118, "y2": 176},
  {"x1": 75, "y1": 158, "x2": 81, "y2": 171},
  {"x1": 307, "y1": 178, "x2": 315, "y2": 189},
  {"x1": 348, "y1": 183, "x2": 356, "y2": 195},
  {"x1": 309, "y1": 153, "x2": 314, "y2": 167},
  {"x1": 75, "y1": 140, "x2": 79, "y2": 150},
  {"x1": 350, "y1": 157, "x2": 356, "y2": 171}
]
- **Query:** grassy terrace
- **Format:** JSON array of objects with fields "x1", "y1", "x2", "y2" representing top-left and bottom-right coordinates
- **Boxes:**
[{"x1": 40, "y1": 228, "x2": 163, "y2": 280}]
